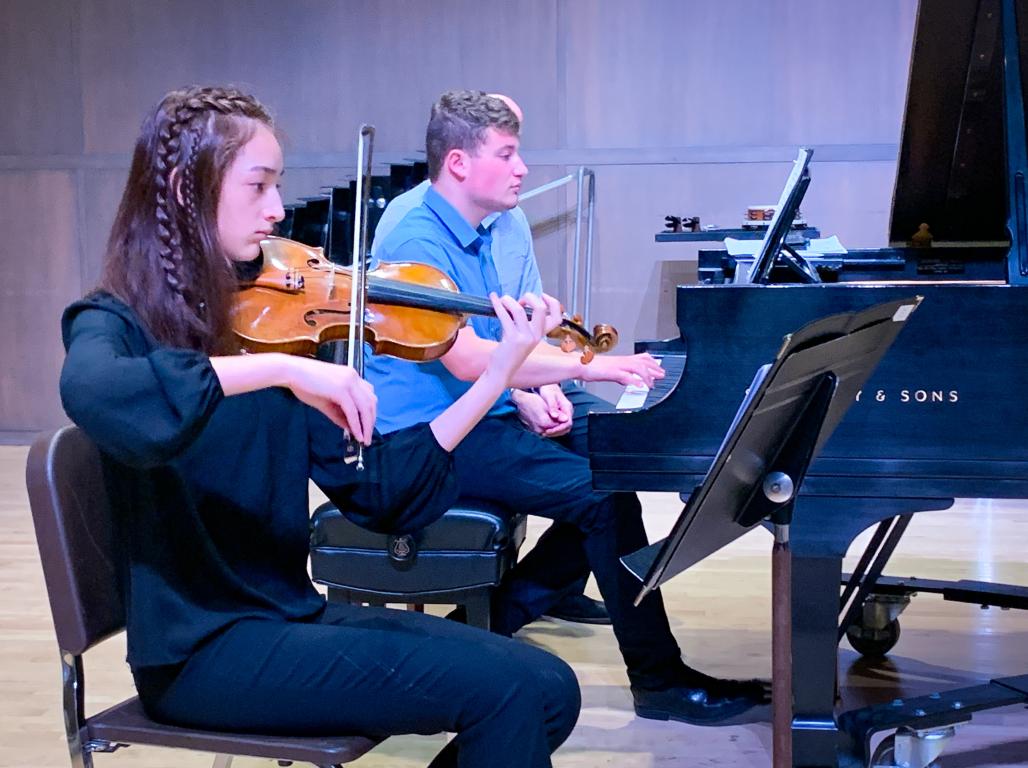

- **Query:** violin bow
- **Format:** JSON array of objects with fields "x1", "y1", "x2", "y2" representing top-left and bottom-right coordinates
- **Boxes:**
[{"x1": 344, "y1": 124, "x2": 376, "y2": 470}]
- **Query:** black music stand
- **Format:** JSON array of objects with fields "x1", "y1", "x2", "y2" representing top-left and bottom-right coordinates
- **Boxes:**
[
  {"x1": 622, "y1": 295, "x2": 922, "y2": 768},
  {"x1": 733, "y1": 147, "x2": 816, "y2": 285}
]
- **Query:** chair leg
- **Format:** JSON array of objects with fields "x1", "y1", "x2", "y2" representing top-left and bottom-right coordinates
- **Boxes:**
[
  {"x1": 464, "y1": 591, "x2": 492, "y2": 631},
  {"x1": 62, "y1": 652, "x2": 92, "y2": 768},
  {"x1": 326, "y1": 586, "x2": 350, "y2": 605},
  {"x1": 211, "y1": 755, "x2": 232, "y2": 768}
]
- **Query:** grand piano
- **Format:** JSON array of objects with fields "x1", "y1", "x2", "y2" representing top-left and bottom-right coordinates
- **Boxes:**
[{"x1": 589, "y1": 1, "x2": 1028, "y2": 765}]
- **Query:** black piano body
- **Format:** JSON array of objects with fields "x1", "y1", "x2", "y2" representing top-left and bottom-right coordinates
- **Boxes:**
[
  {"x1": 589, "y1": 1, "x2": 1028, "y2": 765},
  {"x1": 591, "y1": 280, "x2": 1028, "y2": 501}
]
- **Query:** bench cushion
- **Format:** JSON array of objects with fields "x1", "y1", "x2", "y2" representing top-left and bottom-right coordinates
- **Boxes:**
[{"x1": 309, "y1": 501, "x2": 526, "y2": 598}]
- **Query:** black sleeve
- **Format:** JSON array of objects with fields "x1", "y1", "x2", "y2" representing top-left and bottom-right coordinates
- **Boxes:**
[
  {"x1": 309, "y1": 414, "x2": 458, "y2": 534},
  {"x1": 60, "y1": 307, "x2": 224, "y2": 468}
]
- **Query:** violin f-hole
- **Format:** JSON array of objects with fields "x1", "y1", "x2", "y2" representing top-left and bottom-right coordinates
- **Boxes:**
[{"x1": 304, "y1": 308, "x2": 351, "y2": 327}]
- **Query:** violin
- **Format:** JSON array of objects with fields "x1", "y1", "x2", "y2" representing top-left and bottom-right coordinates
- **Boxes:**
[
  {"x1": 238, "y1": 124, "x2": 613, "y2": 472},
  {"x1": 232, "y1": 235, "x2": 618, "y2": 363}
]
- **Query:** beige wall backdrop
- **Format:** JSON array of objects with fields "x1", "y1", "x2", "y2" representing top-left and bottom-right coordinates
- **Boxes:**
[{"x1": 0, "y1": 0, "x2": 918, "y2": 439}]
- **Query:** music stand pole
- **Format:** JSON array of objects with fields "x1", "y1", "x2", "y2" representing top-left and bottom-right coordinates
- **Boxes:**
[{"x1": 772, "y1": 520, "x2": 793, "y2": 768}]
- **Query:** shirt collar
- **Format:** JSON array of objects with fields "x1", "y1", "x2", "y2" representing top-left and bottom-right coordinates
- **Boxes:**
[{"x1": 424, "y1": 185, "x2": 483, "y2": 251}]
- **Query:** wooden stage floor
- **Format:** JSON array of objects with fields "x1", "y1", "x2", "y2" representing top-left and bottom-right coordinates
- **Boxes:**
[{"x1": 3, "y1": 444, "x2": 1026, "y2": 767}]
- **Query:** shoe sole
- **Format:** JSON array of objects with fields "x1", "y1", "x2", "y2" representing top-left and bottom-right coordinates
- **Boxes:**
[
  {"x1": 633, "y1": 700, "x2": 768, "y2": 726},
  {"x1": 542, "y1": 614, "x2": 613, "y2": 625},
  {"x1": 633, "y1": 704, "x2": 672, "y2": 721}
]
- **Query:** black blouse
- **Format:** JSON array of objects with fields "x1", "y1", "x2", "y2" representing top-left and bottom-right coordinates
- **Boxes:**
[{"x1": 60, "y1": 292, "x2": 457, "y2": 669}]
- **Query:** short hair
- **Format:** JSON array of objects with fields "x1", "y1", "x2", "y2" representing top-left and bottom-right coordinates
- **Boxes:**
[{"x1": 426, "y1": 90, "x2": 521, "y2": 180}]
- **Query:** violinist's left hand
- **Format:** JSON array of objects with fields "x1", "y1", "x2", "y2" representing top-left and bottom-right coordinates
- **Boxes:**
[
  {"x1": 520, "y1": 292, "x2": 564, "y2": 335},
  {"x1": 429, "y1": 294, "x2": 558, "y2": 453},
  {"x1": 486, "y1": 293, "x2": 550, "y2": 382}
]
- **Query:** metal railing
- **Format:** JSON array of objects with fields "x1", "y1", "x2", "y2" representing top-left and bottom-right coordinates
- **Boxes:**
[{"x1": 519, "y1": 166, "x2": 596, "y2": 319}]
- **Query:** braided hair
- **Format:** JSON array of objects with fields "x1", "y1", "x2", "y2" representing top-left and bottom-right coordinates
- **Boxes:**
[{"x1": 100, "y1": 86, "x2": 274, "y2": 354}]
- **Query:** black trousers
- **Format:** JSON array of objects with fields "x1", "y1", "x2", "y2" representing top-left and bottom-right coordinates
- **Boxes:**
[
  {"x1": 530, "y1": 385, "x2": 612, "y2": 601},
  {"x1": 452, "y1": 404, "x2": 684, "y2": 690},
  {"x1": 134, "y1": 602, "x2": 580, "y2": 768}
]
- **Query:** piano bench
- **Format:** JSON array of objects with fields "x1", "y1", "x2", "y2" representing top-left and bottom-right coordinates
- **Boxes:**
[{"x1": 309, "y1": 501, "x2": 526, "y2": 631}]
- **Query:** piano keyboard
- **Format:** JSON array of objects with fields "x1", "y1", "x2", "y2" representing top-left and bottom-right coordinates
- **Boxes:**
[{"x1": 614, "y1": 354, "x2": 686, "y2": 410}]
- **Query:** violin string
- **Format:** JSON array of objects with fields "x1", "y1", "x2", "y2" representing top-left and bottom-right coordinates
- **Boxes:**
[
  {"x1": 365, "y1": 281, "x2": 592, "y2": 338},
  {"x1": 368, "y1": 281, "x2": 495, "y2": 315},
  {"x1": 298, "y1": 260, "x2": 592, "y2": 339}
]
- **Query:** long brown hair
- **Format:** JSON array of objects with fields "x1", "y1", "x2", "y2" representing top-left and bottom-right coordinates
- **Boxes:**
[{"x1": 100, "y1": 86, "x2": 274, "y2": 354}]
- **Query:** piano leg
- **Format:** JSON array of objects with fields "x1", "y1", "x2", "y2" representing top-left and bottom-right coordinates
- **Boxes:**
[
  {"x1": 790, "y1": 546, "x2": 843, "y2": 767},
  {"x1": 788, "y1": 496, "x2": 957, "y2": 767}
]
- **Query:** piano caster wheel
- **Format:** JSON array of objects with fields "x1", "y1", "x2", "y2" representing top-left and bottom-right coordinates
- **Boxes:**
[
  {"x1": 869, "y1": 726, "x2": 954, "y2": 768},
  {"x1": 871, "y1": 735, "x2": 905, "y2": 768},
  {"x1": 847, "y1": 617, "x2": 901, "y2": 658}
]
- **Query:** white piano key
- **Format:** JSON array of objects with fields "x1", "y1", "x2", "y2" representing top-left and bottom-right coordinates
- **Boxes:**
[{"x1": 616, "y1": 383, "x2": 650, "y2": 410}]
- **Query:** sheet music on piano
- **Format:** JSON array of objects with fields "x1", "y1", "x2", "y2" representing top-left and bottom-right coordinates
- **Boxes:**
[{"x1": 614, "y1": 355, "x2": 686, "y2": 411}]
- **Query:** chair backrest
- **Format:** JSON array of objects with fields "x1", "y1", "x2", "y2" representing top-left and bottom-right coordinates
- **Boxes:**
[
  {"x1": 27, "y1": 426, "x2": 124, "y2": 656},
  {"x1": 26, "y1": 427, "x2": 386, "y2": 767}
]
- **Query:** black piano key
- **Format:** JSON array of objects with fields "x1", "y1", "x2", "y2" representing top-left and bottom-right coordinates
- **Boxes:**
[{"x1": 614, "y1": 354, "x2": 686, "y2": 411}]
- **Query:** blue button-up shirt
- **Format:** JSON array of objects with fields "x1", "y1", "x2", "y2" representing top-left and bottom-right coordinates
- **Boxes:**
[
  {"x1": 365, "y1": 185, "x2": 517, "y2": 433},
  {"x1": 372, "y1": 180, "x2": 543, "y2": 298}
]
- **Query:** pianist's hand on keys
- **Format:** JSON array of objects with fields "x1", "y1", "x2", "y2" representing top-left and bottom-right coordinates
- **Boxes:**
[{"x1": 578, "y1": 352, "x2": 664, "y2": 388}]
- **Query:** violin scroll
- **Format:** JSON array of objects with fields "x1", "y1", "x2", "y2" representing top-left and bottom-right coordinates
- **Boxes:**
[
  {"x1": 550, "y1": 314, "x2": 620, "y2": 364},
  {"x1": 589, "y1": 323, "x2": 618, "y2": 353}
]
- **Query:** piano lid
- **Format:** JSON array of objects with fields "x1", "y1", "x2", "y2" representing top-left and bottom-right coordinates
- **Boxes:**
[{"x1": 889, "y1": 0, "x2": 1028, "y2": 249}]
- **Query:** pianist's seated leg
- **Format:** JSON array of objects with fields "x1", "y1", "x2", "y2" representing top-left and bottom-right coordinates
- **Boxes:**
[{"x1": 451, "y1": 415, "x2": 770, "y2": 725}]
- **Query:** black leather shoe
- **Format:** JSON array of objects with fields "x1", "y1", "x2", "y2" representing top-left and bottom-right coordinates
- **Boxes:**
[
  {"x1": 542, "y1": 594, "x2": 612, "y2": 625},
  {"x1": 631, "y1": 683, "x2": 768, "y2": 725}
]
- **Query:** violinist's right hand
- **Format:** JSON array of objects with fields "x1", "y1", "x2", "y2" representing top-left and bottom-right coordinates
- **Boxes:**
[
  {"x1": 210, "y1": 353, "x2": 376, "y2": 444},
  {"x1": 283, "y1": 357, "x2": 377, "y2": 445}
]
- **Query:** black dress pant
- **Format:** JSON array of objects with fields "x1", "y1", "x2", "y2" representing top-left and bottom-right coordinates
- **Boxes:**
[
  {"x1": 527, "y1": 385, "x2": 612, "y2": 601},
  {"x1": 134, "y1": 602, "x2": 580, "y2": 768},
  {"x1": 452, "y1": 410, "x2": 684, "y2": 690}
]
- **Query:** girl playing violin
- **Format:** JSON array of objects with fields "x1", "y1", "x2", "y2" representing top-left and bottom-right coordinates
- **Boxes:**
[{"x1": 59, "y1": 85, "x2": 579, "y2": 768}]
